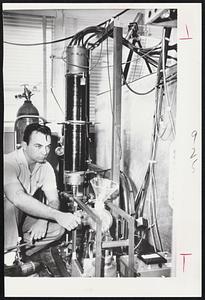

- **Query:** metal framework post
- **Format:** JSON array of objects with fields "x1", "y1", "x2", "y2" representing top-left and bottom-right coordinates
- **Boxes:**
[
  {"x1": 42, "y1": 16, "x2": 47, "y2": 119},
  {"x1": 106, "y1": 202, "x2": 135, "y2": 277},
  {"x1": 111, "y1": 25, "x2": 123, "y2": 207},
  {"x1": 66, "y1": 194, "x2": 102, "y2": 277}
]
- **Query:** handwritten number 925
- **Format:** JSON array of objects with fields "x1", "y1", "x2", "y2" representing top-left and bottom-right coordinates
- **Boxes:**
[{"x1": 190, "y1": 130, "x2": 198, "y2": 173}]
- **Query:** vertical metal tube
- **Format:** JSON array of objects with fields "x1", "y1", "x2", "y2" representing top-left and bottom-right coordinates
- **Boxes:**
[
  {"x1": 128, "y1": 216, "x2": 135, "y2": 277},
  {"x1": 95, "y1": 221, "x2": 102, "y2": 277},
  {"x1": 72, "y1": 187, "x2": 78, "y2": 257},
  {"x1": 43, "y1": 16, "x2": 47, "y2": 119},
  {"x1": 111, "y1": 26, "x2": 123, "y2": 207}
]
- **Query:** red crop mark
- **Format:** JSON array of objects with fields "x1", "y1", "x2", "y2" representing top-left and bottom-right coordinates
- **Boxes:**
[
  {"x1": 180, "y1": 253, "x2": 192, "y2": 272},
  {"x1": 179, "y1": 25, "x2": 192, "y2": 40}
]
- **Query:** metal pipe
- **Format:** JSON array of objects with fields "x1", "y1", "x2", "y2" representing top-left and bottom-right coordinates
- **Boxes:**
[
  {"x1": 43, "y1": 16, "x2": 47, "y2": 119},
  {"x1": 63, "y1": 192, "x2": 102, "y2": 277},
  {"x1": 102, "y1": 239, "x2": 129, "y2": 248},
  {"x1": 107, "y1": 202, "x2": 135, "y2": 277},
  {"x1": 127, "y1": 212, "x2": 135, "y2": 277},
  {"x1": 111, "y1": 25, "x2": 123, "y2": 207}
]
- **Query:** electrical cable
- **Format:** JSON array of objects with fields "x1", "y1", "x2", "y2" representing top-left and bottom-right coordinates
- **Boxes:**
[
  {"x1": 4, "y1": 34, "x2": 75, "y2": 46},
  {"x1": 3, "y1": 9, "x2": 129, "y2": 47},
  {"x1": 50, "y1": 54, "x2": 64, "y2": 116},
  {"x1": 97, "y1": 71, "x2": 156, "y2": 96},
  {"x1": 97, "y1": 9, "x2": 130, "y2": 27},
  {"x1": 89, "y1": 41, "x2": 104, "y2": 73},
  {"x1": 134, "y1": 27, "x2": 175, "y2": 253},
  {"x1": 151, "y1": 168, "x2": 163, "y2": 251},
  {"x1": 122, "y1": 72, "x2": 156, "y2": 96},
  {"x1": 61, "y1": 42, "x2": 163, "y2": 76},
  {"x1": 149, "y1": 190, "x2": 157, "y2": 252},
  {"x1": 50, "y1": 88, "x2": 64, "y2": 115},
  {"x1": 131, "y1": 56, "x2": 139, "y2": 82},
  {"x1": 69, "y1": 26, "x2": 105, "y2": 47},
  {"x1": 83, "y1": 32, "x2": 100, "y2": 47},
  {"x1": 134, "y1": 223, "x2": 155, "y2": 251},
  {"x1": 97, "y1": 50, "x2": 170, "y2": 97},
  {"x1": 106, "y1": 37, "x2": 113, "y2": 114},
  {"x1": 121, "y1": 171, "x2": 137, "y2": 206},
  {"x1": 158, "y1": 80, "x2": 177, "y2": 141},
  {"x1": 162, "y1": 28, "x2": 176, "y2": 137},
  {"x1": 144, "y1": 51, "x2": 170, "y2": 252}
]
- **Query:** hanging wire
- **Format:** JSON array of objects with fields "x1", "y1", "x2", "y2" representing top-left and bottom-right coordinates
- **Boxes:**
[
  {"x1": 158, "y1": 79, "x2": 177, "y2": 141},
  {"x1": 133, "y1": 27, "x2": 176, "y2": 252},
  {"x1": 106, "y1": 37, "x2": 113, "y2": 114},
  {"x1": 161, "y1": 28, "x2": 176, "y2": 137},
  {"x1": 149, "y1": 188, "x2": 157, "y2": 252},
  {"x1": 89, "y1": 41, "x2": 104, "y2": 73},
  {"x1": 3, "y1": 9, "x2": 130, "y2": 47},
  {"x1": 4, "y1": 34, "x2": 75, "y2": 46},
  {"x1": 50, "y1": 88, "x2": 64, "y2": 115},
  {"x1": 151, "y1": 167, "x2": 163, "y2": 251},
  {"x1": 122, "y1": 72, "x2": 156, "y2": 95},
  {"x1": 100, "y1": 43, "x2": 162, "y2": 69},
  {"x1": 134, "y1": 223, "x2": 155, "y2": 251}
]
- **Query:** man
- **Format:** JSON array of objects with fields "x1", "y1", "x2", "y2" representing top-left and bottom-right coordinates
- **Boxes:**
[{"x1": 4, "y1": 123, "x2": 80, "y2": 258}]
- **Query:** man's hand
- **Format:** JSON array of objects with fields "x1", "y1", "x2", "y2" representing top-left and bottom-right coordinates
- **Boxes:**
[
  {"x1": 55, "y1": 212, "x2": 81, "y2": 231},
  {"x1": 28, "y1": 219, "x2": 48, "y2": 242}
]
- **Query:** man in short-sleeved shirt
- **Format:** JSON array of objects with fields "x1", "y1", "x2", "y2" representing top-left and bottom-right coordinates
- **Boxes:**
[{"x1": 4, "y1": 123, "x2": 80, "y2": 257}]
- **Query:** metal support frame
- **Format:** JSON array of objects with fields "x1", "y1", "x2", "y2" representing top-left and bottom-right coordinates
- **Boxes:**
[
  {"x1": 42, "y1": 16, "x2": 47, "y2": 119},
  {"x1": 63, "y1": 192, "x2": 135, "y2": 277},
  {"x1": 68, "y1": 195, "x2": 102, "y2": 277},
  {"x1": 111, "y1": 25, "x2": 123, "y2": 208},
  {"x1": 106, "y1": 202, "x2": 135, "y2": 277}
]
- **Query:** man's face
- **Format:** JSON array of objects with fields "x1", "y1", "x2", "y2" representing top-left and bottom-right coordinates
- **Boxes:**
[{"x1": 23, "y1": 131, "x2": 51, "y2": 164}]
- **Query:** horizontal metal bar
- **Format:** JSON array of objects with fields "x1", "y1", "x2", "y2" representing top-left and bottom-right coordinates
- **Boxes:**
[
  {"x1": 107, "y1": 202, "x2": 134, "y2": 223},
  {"x1": 63, "y1": 192, "x2": 102, "y2": 227},
  {"x1": 102, "y1": 239, "x2": 129, "y2": 249}
]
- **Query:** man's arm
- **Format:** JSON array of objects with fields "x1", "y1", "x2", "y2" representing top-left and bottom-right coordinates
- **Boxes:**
[
  {"x1": 4, "y1": 182, "x2": 80, "y2": 231},
  {"x1": 43, "y1": 188, "x2": 60, "y2": 210},
  {"x1": 27, "y1": 188, "x2": 60, "y2": 241}
]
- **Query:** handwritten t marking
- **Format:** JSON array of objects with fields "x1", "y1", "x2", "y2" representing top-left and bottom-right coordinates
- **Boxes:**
[
  {"x1": 179, "y1": 25, "x2": 192, "y2": 40},
  {"x1": 180, "y1": 253, "x2": 192, "y2": 272}
]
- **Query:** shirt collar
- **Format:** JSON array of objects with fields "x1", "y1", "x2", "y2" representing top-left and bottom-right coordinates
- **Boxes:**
[{"x1": 16, "y1": 147, "x2": 42, "y2": 174}]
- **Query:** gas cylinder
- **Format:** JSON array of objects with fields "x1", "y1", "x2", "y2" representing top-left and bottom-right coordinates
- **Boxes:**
[{"x1": 14, "y1": 85, "x2": 40, "y2": 148}]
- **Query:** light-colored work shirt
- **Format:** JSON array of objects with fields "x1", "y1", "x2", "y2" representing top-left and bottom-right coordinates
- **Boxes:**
[{"x1": 4, "y1": 147, "x2": 57, "y2": 197}]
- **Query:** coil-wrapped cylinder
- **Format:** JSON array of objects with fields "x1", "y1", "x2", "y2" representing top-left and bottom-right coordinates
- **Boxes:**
[
  {"x1": 64, "y1": 46, "x2": 89, "y2": 183},
  {"x1": 64, "y1": 74, "x2": 87, "y2": 173}
]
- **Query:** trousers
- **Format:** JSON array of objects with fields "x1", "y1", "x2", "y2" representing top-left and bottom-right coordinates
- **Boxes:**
[{"x1": 4, "y1": 196, "x2": 65, "y2": 256}]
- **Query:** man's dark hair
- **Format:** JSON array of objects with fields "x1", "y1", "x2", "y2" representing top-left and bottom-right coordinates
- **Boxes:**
[{"x1": 23, "y1": 123, "x2": 52, "y2": 144}]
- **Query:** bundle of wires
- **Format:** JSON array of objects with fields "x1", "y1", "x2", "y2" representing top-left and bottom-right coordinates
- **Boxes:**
[{"x1": 134, "y1": 27, "x2": 177, "y2": 254}]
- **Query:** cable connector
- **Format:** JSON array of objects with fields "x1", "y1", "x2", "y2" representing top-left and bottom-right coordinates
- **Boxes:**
[
  {"x1": 148, "y1": 160, "x2": 157, "y2": 164},
  {"x1": 135, "y1": 217, "x2": 148, "y2": 229}
]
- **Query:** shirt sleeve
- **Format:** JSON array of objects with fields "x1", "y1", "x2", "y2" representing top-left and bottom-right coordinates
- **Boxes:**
[
  {"x1": 41, "y1": 162, "x2": 57, "y2": 192},
  {"x1": 4, "y1": 160, "x2": 19, "y2": 187}
]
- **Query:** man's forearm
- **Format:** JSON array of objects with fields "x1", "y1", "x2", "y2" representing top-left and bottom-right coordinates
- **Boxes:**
[
  {"x1": 47, "y1": 198, "x2": 60, "y2": 210},
  {"x1": 15, "y1": 190, "x2": 60, "y2": 222}
]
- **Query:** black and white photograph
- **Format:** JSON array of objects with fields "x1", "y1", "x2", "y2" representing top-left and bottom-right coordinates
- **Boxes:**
[{"x1": 2, "y1": 3, "x2": 201, "y2": 297}]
